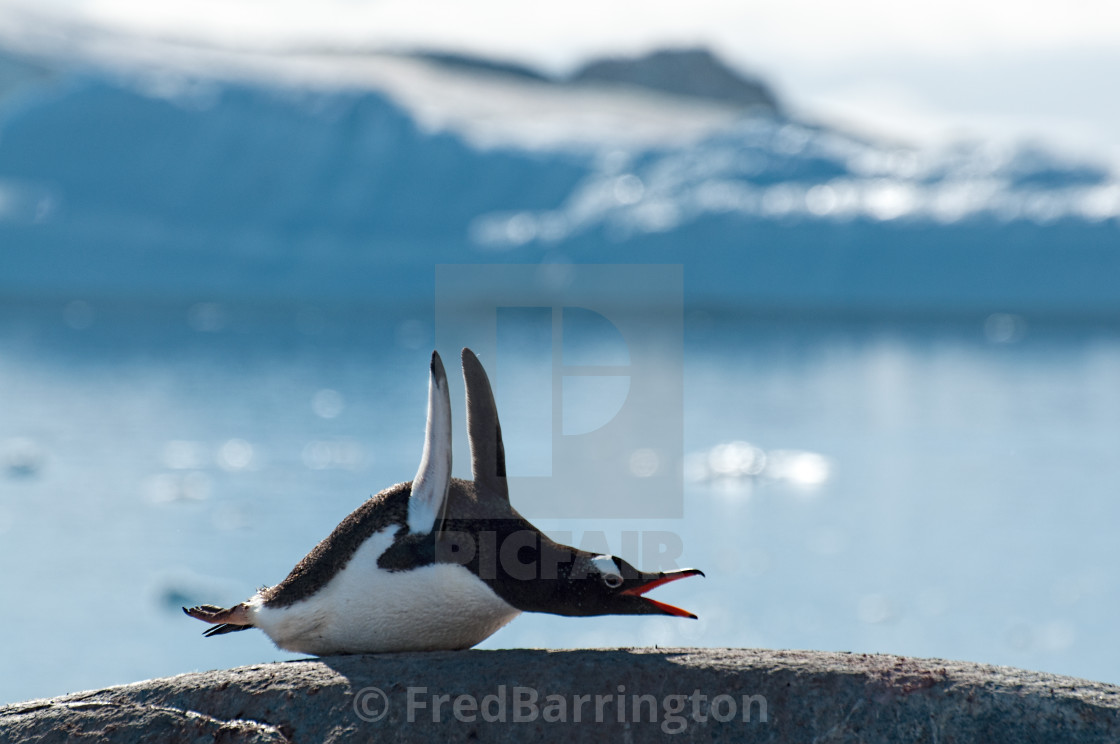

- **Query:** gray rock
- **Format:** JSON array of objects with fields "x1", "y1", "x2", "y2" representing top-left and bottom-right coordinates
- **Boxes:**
[{"x1": 2, "y1": 648, "x2": 1118, "y2": 743}]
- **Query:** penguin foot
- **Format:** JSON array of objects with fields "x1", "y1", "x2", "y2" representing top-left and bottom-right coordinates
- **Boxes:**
[{"x1": 183, "y1": 603, "x2": 253, "y2": 636}]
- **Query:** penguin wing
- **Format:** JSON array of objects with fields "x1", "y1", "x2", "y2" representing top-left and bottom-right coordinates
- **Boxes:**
[
  {"x1": 462, "y1": 348, "x2": 510, "y2": 510},
  {"x1": 407, "y1": 351, "x2": 453, "y2": 534}
]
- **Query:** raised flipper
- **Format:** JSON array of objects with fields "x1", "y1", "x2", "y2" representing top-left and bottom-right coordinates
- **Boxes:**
[
  {"x1": 461, "y1": 348, "x2": 509, "y2": 506},
  {"x1": 407, "y1": 351, "x2": 453, "y2": 534}
]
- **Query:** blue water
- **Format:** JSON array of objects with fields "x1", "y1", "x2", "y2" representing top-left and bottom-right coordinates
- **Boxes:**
[{"x1": 2, "y1": 299, "x2": 1118, "y2": 705}]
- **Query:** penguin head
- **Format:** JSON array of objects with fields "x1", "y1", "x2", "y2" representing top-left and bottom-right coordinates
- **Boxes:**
[
  {"x1": 551, "y1": 551, "x2": 705, "y2": 619},
  {"x1": 456, "y1": 348, "x2": 704, "y2": 618}
]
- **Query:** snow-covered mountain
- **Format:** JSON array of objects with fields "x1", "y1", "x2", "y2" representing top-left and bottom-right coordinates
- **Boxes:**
[{"x1": 1, "y1": 27, "x2": 1118, "y2": 316}]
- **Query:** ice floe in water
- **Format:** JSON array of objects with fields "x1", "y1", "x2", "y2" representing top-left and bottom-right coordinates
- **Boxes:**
[
  {"x1": 2, "y1": 437, "x2": 45, "y2": 479},
  {"x1": 471, "y1": 120, "x2": 1120, "y2": 248},
  {"x1": 687, "y1": 439, "x2": 832, "y2": 489}
]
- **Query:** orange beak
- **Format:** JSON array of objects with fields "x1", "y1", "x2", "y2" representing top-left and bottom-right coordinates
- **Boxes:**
[{"x1": 620, "y1": 568, "x2": 705, "y2": 619}]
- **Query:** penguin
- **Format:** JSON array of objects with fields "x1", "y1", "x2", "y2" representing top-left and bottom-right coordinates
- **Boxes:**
[{"x1": 184, "y1": 348, "x2": 703, "y2": 654}]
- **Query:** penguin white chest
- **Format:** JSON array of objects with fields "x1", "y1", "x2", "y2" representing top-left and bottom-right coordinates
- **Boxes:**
[{"x1": 250, "y1": 527, "x2": 520, "y2": 655}]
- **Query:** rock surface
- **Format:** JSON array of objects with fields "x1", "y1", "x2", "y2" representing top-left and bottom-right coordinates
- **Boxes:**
[{"x1": 2, "y1": 648, "x2": 1119, "y2": 743}]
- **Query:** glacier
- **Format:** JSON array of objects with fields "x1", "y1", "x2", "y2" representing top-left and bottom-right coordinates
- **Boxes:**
[{"x1": 0, "y1": 39, "x2": 1118, "y2": 317}]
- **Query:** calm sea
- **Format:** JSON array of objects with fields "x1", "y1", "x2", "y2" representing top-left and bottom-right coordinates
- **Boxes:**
[{"x1": 2, "y1": 299, "x2": 1118, "y2": 704}]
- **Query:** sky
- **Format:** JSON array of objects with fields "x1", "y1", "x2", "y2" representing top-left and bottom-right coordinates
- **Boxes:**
[{"x1": 5, "y1": 0, "x2": 1120, "y2": 165}]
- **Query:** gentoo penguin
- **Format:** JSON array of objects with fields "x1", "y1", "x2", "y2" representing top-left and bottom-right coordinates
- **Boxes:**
[{"x1": 184, "y1": 349, "x2": 703, "y2": 654}]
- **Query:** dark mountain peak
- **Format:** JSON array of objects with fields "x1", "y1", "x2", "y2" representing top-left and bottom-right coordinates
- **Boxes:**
[
  {"x1": 570, "y1": 47, "x2": 779, "y2": 111},
  {"x1": 409, "y1": 50, "x2": 551, "y2": 83},
  {"x1": 408, "y1": 45, "x2": 779, "y2": 112}
]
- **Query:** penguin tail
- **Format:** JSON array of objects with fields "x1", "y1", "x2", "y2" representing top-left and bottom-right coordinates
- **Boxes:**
[
  {"x1": 201, "y1": 622, "x2": 252, "y2": 637},
  {"x1": 183, "y1": 603, "x2": 254, "y2": 637}
]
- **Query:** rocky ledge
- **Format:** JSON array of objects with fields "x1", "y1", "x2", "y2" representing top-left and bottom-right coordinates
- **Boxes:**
[{"x1": 2, "y1": 648, "x2": 1119, "y2": 743}]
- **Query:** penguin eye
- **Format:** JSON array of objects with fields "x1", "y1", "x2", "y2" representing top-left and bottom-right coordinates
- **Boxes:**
[
  {"x1": 602, "y1": 572, "x2": 623, "y2": 589},
  {"x1": 591, "y1": 554, "x2": 623, "y2": 589}
]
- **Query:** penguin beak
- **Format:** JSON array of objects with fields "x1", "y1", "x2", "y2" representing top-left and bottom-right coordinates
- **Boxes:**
[{"x1": 620, "y1": 568, "x2": 705, "y2": 619}]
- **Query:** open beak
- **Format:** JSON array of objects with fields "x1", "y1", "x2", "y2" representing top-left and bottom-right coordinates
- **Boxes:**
[{"x1": 620, "y1": 568, "x2": 705, "y2": 619}]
